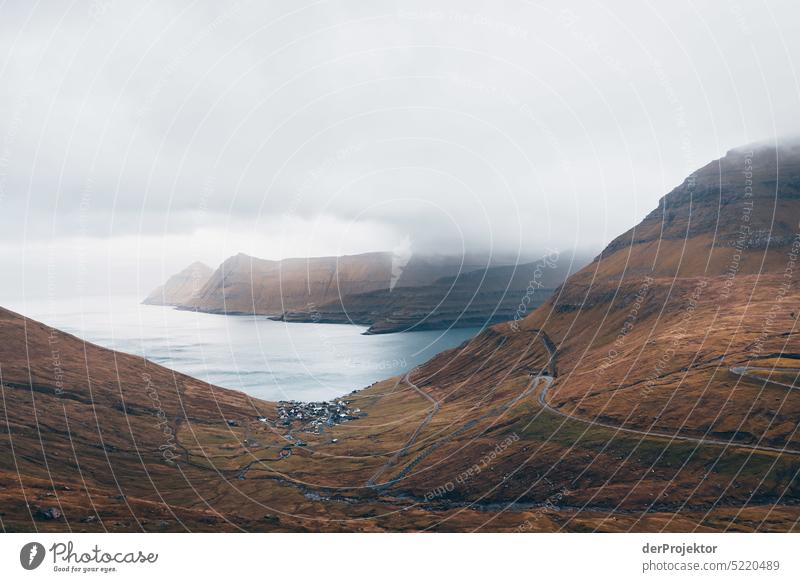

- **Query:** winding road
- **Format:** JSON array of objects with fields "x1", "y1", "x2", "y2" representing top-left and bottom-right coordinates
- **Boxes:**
[
  {"x1": 365, "y1": 329, "x2": 800, "y2": 492},
  {"x1": 365, "y1": 369, "x2": 440, "y2": 487},
  {"x1": 365, "y1": 330, "x2": 558, "y2": 489},
  {"x1": 537, "y1": 368, "x2": 800, "y2": 456},
  {"x1": 729, "y1": 366, "x2": 800, "y2": 390},
  {"x1": 380, "y1": 373, "x2": 553, "y2": 488}
]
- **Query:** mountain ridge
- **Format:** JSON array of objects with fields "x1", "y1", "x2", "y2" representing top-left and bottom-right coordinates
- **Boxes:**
[
  {"x1": 4, "y1": 141, "x2": 799, "y2": 532},
  {"x1": 276, "y1": 252, "x2": 584, "y2": 334}
]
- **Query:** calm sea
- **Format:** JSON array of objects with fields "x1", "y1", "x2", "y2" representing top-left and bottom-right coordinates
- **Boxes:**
[{"x1": 6, "y1": 295, "x2": 481, "y2": 402}]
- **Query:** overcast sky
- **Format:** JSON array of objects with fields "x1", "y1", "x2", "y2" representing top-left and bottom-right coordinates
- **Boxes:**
[{"x1": 1, "y1": 0, "x2": 799, "y2": 300}]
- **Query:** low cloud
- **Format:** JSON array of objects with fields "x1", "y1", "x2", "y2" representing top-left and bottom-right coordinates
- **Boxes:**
[{"x1": 1, "y1": 1, "x2": 799, "y2": 297}]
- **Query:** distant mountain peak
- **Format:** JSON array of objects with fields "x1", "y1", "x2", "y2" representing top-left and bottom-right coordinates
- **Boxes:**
[{"x1": 142, "y1": 262, "x2": 213, "y2": 306}]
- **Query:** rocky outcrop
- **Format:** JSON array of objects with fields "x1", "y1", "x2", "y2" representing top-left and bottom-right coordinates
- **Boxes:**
[
  {"x1": 142, "y1": 261, "x2": 213, "y2": 306},
  {"x1": 586, "y1": 142, "x2": 800, "y2": 281}
]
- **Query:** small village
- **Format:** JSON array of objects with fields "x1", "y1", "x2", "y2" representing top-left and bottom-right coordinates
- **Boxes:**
[{"x1": 276, "y1": 399, "x2": 362, "y2": 433}]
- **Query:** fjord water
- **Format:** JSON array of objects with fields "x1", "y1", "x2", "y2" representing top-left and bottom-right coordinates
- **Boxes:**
[{"x1": 9, "y1": 295, "x2": 481, "y2": 402}]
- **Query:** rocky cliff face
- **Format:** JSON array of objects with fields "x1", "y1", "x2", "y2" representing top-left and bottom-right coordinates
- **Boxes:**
[
  {"x1": 179, "y1": 252, "x2": 393, "y2": 315},
  {"x1": 577, "y1": 142, "x2": 800, "y2": 283},
  {"x1": 142, "y1": 262, "x2": 213, "y2": 306},
  {"x1": 177, "y1": 252, "x2": 494, "y2": 316},
  {"x1": 277, "y1": 253, "x2": 585, "y2": 334}
]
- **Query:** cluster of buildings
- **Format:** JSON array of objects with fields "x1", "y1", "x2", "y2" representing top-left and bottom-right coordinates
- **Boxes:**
[{"x1": 276, "y1": 399, "x2": 361, "y2": 433}]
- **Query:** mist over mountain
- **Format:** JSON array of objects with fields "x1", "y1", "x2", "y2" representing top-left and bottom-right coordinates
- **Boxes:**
[{"x1": 3, "y1": 2, "x2": 800, "y2": 302}]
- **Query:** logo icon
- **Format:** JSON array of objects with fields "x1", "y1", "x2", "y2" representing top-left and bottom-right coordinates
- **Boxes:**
[{"x1": 20, "y1": 542, "x2": 46, "y2": 570}]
